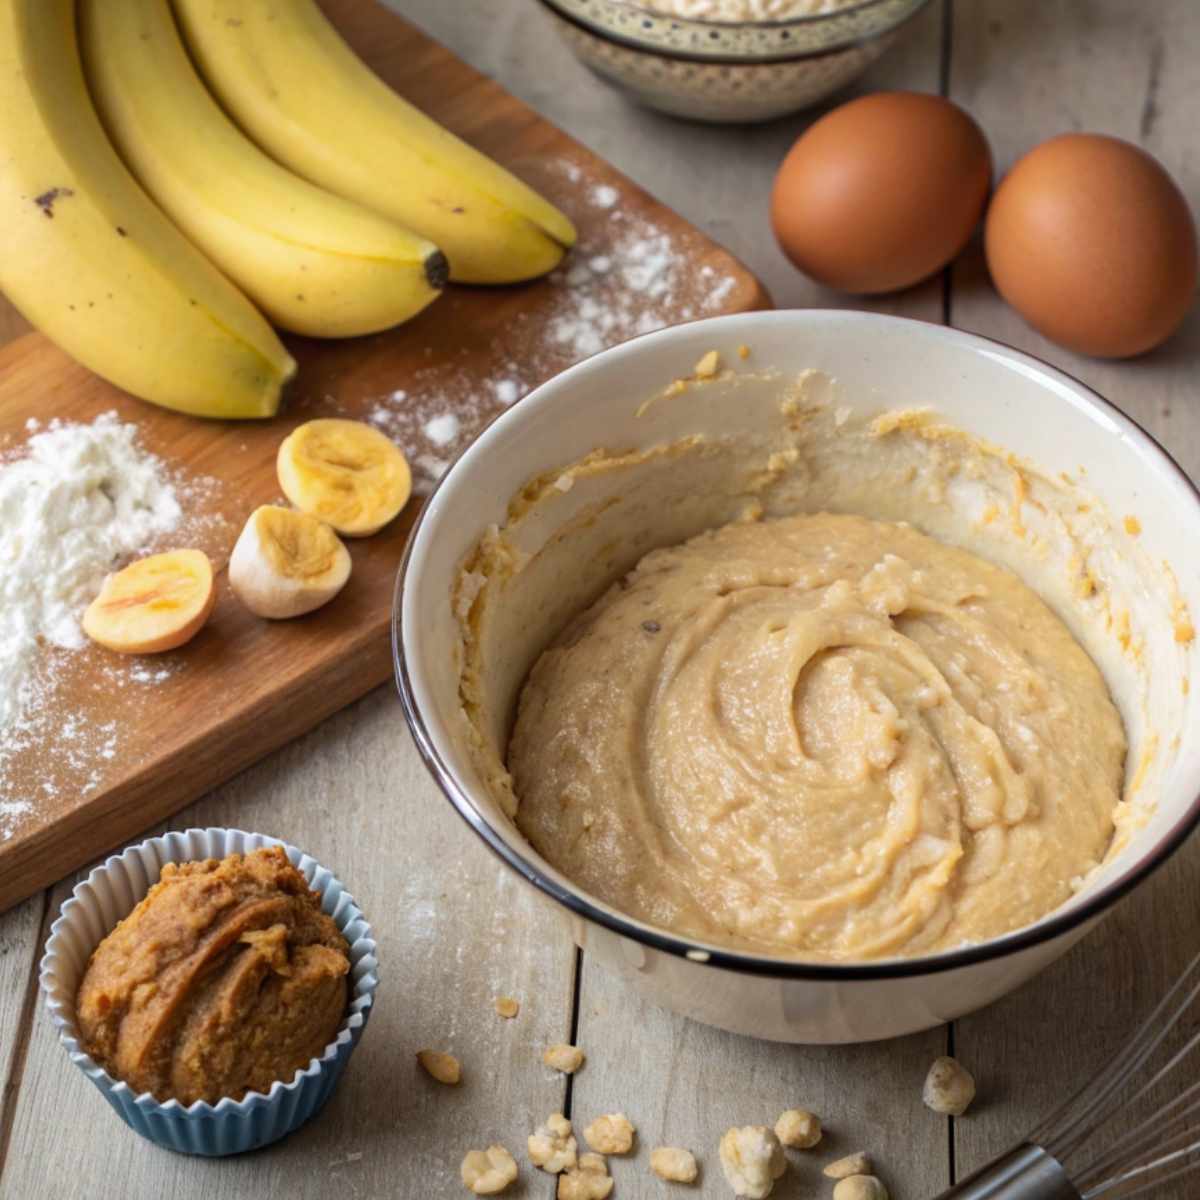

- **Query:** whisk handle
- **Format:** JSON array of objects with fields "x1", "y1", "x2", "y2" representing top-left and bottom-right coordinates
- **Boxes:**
[{"x1": 932, "y1": 1143, "x2": 1080, "y2": 1200}]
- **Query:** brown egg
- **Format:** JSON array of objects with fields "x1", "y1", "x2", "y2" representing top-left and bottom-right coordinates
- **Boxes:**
[
  {"x1": 770, "y1": 92, "x2": 991, "y2": 294},
  {"x1": 985, "y1": 134, "x2": 1198, "y2": 358}
]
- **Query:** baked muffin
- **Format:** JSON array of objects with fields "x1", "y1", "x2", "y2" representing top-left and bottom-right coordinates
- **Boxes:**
[{"x1": 76, "y1": 845, "x2": 350, "y2": 1105}]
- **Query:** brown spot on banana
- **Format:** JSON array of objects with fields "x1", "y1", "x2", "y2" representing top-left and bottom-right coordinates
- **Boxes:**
[{"x1": 34, "y1": 186, "x2": 74, "y2": 217}]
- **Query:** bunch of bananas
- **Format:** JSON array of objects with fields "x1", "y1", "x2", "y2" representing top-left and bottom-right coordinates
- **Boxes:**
[{"x1": 0, "y1": 0, "x2": 576, "y2": 418}]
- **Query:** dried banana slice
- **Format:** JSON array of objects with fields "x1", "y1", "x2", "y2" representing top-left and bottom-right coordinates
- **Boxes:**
[
  {"x1": 229, "y1": 505, "x2": 351, "y2": 619},
  {"x1": 83, "y1": 549, "x2": 215, "y2": 654},
  {"x1": 276, "y1": 418, "x2": 411, "y2": 537}
]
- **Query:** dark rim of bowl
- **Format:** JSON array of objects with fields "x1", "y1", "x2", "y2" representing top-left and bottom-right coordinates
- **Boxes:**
[
  {"x1": 604, "y1": 0, "x2": 895, "y2": 29},
  {"x1": 392, "y1": 311, "x2": 1200, "y2": 982},
  {"x1": 534, "y1": 0, "x2": 932, "y2": 67}
]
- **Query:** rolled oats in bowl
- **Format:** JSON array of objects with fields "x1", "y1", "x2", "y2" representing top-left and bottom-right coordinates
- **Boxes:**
[{"x1": 534, "y1": 0, "x2": 933, "y2": 123}]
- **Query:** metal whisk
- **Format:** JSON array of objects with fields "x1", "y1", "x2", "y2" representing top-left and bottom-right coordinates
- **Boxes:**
[{"x1": 935, "y1": 949, "x2": 1200, "y2": 1199}]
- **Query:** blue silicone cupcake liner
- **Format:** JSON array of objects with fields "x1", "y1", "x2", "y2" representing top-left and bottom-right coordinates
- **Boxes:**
[{"x1": 39, "y1": 827, "x2": 378, "y2": 1157}]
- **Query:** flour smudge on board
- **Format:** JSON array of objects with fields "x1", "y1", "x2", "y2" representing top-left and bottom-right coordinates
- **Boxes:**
[
  {"x1": 0, "y1": 414, "x2": 226, "y2": 840},
  {"x1": 361, "y1": 164, "x2": 743, "y2": 487}
]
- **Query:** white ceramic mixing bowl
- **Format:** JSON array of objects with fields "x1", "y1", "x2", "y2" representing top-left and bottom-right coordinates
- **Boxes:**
[{"x1": 394, "y1": 310, "x2": 1200, "y2": 1043}]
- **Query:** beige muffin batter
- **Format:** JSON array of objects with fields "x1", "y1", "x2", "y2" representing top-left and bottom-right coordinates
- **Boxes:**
[{"x1": 509, "y1": 512, "x2": 1126, "y2": 960}]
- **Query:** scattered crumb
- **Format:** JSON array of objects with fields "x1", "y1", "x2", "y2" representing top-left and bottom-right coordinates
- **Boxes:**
[
  {"x1": 529, "y1": 1114, "x2": 578, "y2": 1174},
  {"x1": 543, "y1": 1043, "x2": 586, "y2": 1074},
  {"x1": 584, "y1": 1114, "x2": 635, "y2": 1155},
  {"x1": 651, "y1": 1146, "x2": 699, "y2": 1183},
  {"x1": 737, "y1": 344, "x2": 750, "y2": 359},
  {"x1": 1123, "y1": 515, "x2": 1142, "y2": 536},
  {"x1": 825, "y1": 1152, "x2": 871, "y2": 1180},
  {"x1": 495, "y1": 996, "x2": 520, "y2": 1019},
  {"x1": 694, "y1": 349, "x2": 721, "y2": 378},
  {"x1": 718, "y1": 1127, "x2": 786, "y2": 1199},
  {"x1": 417, "y1": 1049, "x2": 461, "y2": 1085},
  {"x1": 774, "y1": 1109, "x2": 822, "y2": 1149},
  {"x1": 461, "y1": 1145, "x2": 519, "y2": 1195},
  {"x1": 833, "y1": 1177, "x2": 889, "y2": 1200},
  {"x1": 923, "y1": 1056, "x2": 976, "y2": 1116},
  {"x1": 558, "y1": 1152, "x2": 613, "y2": 1200}
]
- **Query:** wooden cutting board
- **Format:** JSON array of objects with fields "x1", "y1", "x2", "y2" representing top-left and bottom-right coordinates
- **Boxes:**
[{"x1": 0, "y1": 0, "x2": 770, "y2": 913}]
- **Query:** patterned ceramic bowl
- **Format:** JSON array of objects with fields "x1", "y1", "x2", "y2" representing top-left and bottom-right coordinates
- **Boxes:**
[{"x1": 534, "y1": 0, "x2": 933, "y2": 123}]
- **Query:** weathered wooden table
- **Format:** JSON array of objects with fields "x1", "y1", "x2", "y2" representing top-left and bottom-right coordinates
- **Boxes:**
[{"x1": 2, "y1": 2, "x2": 1198, "y2": 1197}]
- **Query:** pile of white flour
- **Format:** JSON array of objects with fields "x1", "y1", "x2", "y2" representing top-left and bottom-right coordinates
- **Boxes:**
[{"x1": 0, "y1": 412, "x2": 181, "y2": 734}]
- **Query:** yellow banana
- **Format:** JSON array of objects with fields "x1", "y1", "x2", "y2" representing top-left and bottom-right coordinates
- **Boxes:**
[
  {"x1": 277, "y1": 419, "x2": 412, "y2": 537},
  {"x1": 79, "y1": 0, "x2": 447, "y2": 339},
  {"x1": 83, "y1": 549, "x2": 216, "y2": 654},
  {"x1": 0, "y1": 0, "x2": 293, "y2": 419},
  {"x1": 172, "y1": 0, "x2": 577, "y2": 285},
  {"x1": 229, "y1": 506, "x2": 352, "y2": 620}
]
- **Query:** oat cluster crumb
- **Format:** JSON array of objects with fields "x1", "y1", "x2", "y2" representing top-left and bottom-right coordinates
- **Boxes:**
[
  {"x1": 584, "y1": 1113, "x2": 636, "y2": 1155},
  {"x1": 651, "y1": 1146, "x2": 699, "y2": 1183},
  {"x1": 824, "y1": 1152, "x2": 871, "y2": 1180},
  {"x1": 774, "y1": 1108, "x2": 821, "y2": 1149},
  {"x1": 718, "y1": 1126, "x2": 786, "y2": 1199},
  {"x1": 428, "y1": 900, "x2": 979, "y2": 1197},
  {"x1": 558, "y1": 1152, "x2": 614, "y2": 1200},
  {"x1": 461, "y1": 1144, "x2": 519, "y2": 1195},
  {"x1": 417, "y1": 1048, "x2": 461, "y2": 1085},
  {"x1": 694, "y1": 349, "x2": 721, "y2": 378},
  {"x1": 530, "y1": 1113, "x2": 579, "y2": 1173},
  {"x1": 833, "y1": 1176, "x2": 889, "y2": 1200},
  {"x1": 923, "y1": 1056, "x2": 977, "y2": 1116},
  {"x1": 544, "y1": 1042, "x2": 586, "y2": 1074}
]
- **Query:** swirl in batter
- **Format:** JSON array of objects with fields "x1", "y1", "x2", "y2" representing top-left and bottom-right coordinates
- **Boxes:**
[{"x1": 509, "y1": 513, "x2": 1126, "y2": 960}]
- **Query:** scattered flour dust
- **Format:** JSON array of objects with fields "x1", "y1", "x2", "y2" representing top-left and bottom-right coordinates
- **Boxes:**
[
  {"x1": 363, "y1": 169, "x2": 740, "y2": 489},
  {"x1": 422, "y1": 412, "x2": 460, "y2": 447},
  {"x1": 493, "y1": 379, "x2": 520, "y2": 406},
  {"x1": 0, "y1": 412, "x2": 205, "y2": 840},
  {"x1": 590, "y1": 184, "x2": 619, "y2": 209}
]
